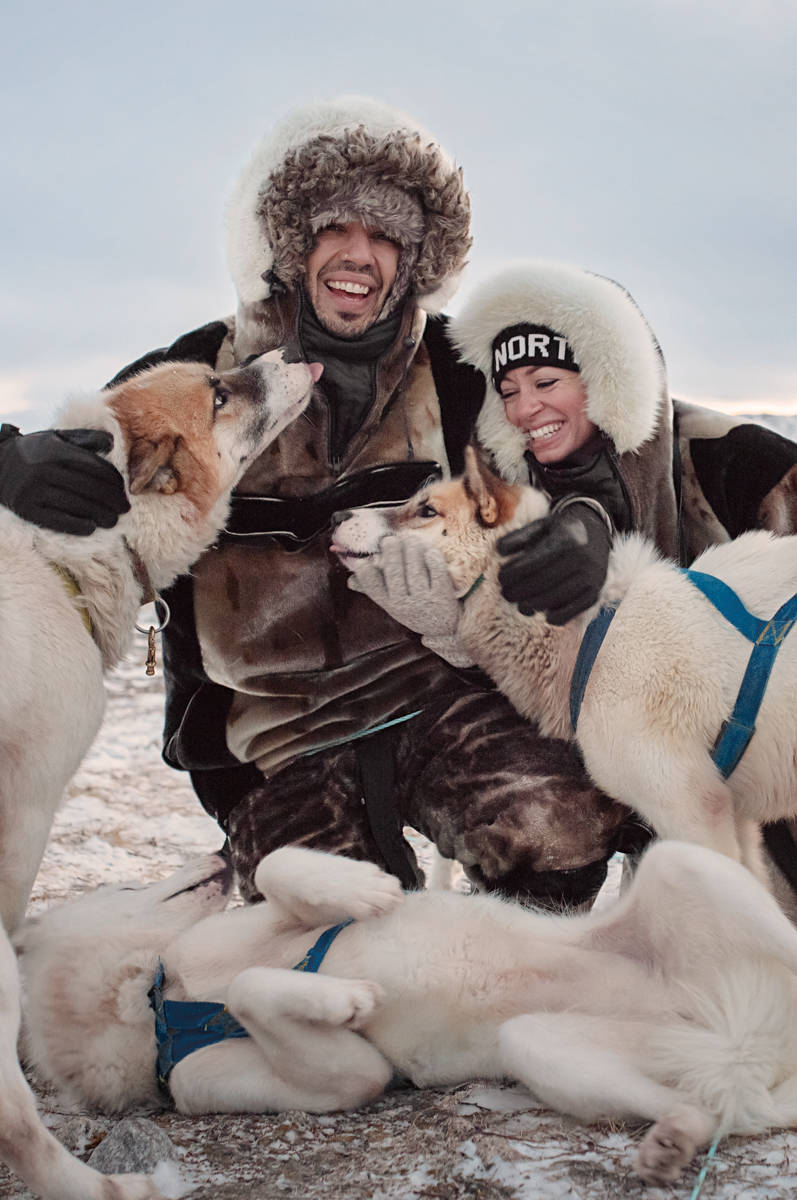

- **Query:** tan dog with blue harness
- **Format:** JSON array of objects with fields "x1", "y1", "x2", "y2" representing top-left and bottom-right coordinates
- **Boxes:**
[{"x1": 332, "y1": 446, "x2": 797, "y2": 883}]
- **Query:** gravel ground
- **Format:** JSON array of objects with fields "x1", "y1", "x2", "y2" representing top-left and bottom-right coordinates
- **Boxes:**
[{"x1": 3, "y1": 650, "x2": 797, "y2": 1199}]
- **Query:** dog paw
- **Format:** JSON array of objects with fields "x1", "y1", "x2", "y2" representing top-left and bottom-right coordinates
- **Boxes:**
[
  {"x1": 635, "y1": 1117, "x2": 699, "y2": 1186},
  {"x1": 325, "y1": 860, "x2": 404, "y2": 921},
  {"x1": 254, "y1": 848, "x2": 404, "y2": 924},
  {"x1": 308, "y1": 977, "x2": 385, "y2": 1029},
  {"x1": 104, "y1": 1173, "x2": 172, "y2": 1199}
]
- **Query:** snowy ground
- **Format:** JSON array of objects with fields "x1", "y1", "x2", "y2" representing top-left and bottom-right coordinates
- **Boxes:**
[{"x1": 3, "y1": 649, "x2": 797, "y2": 1199}]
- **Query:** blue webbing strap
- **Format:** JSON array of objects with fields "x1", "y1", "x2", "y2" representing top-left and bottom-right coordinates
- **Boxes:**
[
  {"x1": 683, "y1": 571, "x2": 797, "y2": 778},
  {"x1": 569, "y1": 573, "x2": 797, "y2": 780},
  {"x1": 149, "y1": 917, "x2": 354, "y2": 1086},
  {"x1": 569, "y1": 607, "x2": 617, "y2": 734},
  {"x1": 292, "y1": 918, "x2": 354, "y2": 973}
]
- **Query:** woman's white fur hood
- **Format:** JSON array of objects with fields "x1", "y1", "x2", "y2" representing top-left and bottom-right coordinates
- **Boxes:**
[
  {"x1": 225, "y1": 95, "x2": 471, "y2": 317},
  {"x1": 450, "y1": 261, "x2": 668, "y2": 477}
]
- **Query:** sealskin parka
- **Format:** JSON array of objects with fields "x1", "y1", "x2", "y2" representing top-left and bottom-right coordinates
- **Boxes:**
[{"x1": 110, "y1": 97, "x2": 483, "y2": 828}]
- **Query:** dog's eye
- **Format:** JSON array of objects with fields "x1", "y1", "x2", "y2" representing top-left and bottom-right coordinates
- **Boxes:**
[
  {"x1": 417, "y1": 503, "x2": 438, "y2": 519},
  {"x1": 214, "y1": 389, "x2": 229, "y2": 411}
]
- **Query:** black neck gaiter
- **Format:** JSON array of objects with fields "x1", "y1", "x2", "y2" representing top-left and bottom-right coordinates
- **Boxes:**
[{"x1": 299, "y1": 291, "x2": 403, "y2": 464}]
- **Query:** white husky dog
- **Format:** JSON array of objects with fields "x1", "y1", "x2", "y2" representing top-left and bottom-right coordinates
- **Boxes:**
[
  {"x1": 0, "y1": 350, "x2": 320, "y2": 1200},
  {"x1": 15, "y1": 840, "x2": 797, "y2": 1188},
  {"x1": 331, "y1": 447, "x2": 797, "y2": 883}
]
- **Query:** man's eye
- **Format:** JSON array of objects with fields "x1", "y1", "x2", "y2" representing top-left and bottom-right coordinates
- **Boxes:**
[
  {"x1": 417, "y1": 503, "x2": 438, "y2": 519},
  {"x1": 214, "y1": 390, "x2": 229, "y2": 411}
]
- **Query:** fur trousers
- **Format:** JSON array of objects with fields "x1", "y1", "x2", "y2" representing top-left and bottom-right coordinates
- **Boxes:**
[{"x1": 225, "y1": 681, "x2": 651, "y2": 908}]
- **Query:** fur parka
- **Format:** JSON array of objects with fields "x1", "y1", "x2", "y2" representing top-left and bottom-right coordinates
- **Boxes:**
[
  {"x1": 450, "y1": 261, "x2": 797, "y2": 566},
  {"x1": 110, "y1": 98, "x2": 482, "y2": 813},
  {"x1": 226, "y1": 95, "x2": 471, "y2": 353}
]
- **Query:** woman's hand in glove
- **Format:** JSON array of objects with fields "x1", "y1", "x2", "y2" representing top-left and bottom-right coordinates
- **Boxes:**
[{"x1": 496, "y1": 500, "x2": 612, "y2": 625}]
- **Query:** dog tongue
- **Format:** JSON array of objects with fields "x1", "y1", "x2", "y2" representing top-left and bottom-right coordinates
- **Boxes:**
[{"x1": 308, "y1": 362, "x2": 324, "y2": 382}]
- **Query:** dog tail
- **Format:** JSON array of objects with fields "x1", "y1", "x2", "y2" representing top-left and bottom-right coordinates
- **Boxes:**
[{"x1": 650, "y1": 963, "x2": 793, "y2": 1135}]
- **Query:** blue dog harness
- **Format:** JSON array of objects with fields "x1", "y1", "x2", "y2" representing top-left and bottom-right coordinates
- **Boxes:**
[
  {"x1": 570, "y1": 569, "x2": 797, "y2": 779},
  {"x1": 148, "y1": 918, "x2": 353, "y2": 1090}
]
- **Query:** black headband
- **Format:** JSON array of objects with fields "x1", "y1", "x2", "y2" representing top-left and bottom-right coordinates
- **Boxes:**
[{"x1": 491, "y1": 323, "x2": 578, "y2": 389}]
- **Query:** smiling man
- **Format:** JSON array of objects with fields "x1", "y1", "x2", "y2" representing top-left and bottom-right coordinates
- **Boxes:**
[
  {"x1": 305, "y1": 221, "x2": 400, "y2": 336},
  {"x1": 135, "y1": 97, "x2": 637, "y2": 910}
]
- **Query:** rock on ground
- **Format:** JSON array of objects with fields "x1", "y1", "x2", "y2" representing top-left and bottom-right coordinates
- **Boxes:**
[{"x1": 2, "y1": 652, "x2": 797, "y2": 1199}]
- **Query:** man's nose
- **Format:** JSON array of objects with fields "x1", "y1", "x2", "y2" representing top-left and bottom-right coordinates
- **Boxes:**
[{"x1": 340, "y1": 226, "x2": 375, "y2": 265}]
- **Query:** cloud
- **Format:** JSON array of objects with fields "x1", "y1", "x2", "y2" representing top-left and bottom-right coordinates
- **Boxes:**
[{"x1": 0, "y1": 356, "x2": 125, "y2": 429}]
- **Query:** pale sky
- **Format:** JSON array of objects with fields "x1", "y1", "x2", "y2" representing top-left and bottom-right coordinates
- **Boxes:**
[{"x1": 2, "y1": 0, "x2": 795, "y2": 430}]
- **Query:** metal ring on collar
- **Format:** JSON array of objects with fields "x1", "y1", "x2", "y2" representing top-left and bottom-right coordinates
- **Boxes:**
[{"x1": 135, "y1": 595, "x2": 171, "y2": 635}]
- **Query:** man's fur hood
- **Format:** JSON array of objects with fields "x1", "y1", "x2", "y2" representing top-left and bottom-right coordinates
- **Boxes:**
[
  {"x1": 225, "y1": 95, "x2": 472, "y2": 318},
  {"x1": 450, "y1": 261, "x2": 668, "y2": 479}
]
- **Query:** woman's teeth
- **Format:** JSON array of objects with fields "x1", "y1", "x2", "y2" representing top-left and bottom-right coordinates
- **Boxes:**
[{"x1": 528, "y1": 422, "x2": 563, "y2": 441}]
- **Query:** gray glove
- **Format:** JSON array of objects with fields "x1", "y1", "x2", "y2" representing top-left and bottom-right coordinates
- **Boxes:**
[{"x1": 347, "y1": 535, "x2": 474, "y2": 667}]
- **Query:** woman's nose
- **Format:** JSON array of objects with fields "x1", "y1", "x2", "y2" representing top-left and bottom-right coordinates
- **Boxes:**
[{"x1": 515, "y1": 388, "x2": 544, "y2": 419}]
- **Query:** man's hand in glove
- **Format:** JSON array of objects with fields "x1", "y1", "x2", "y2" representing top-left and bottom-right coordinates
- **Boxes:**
[
  {"x1": 0, "y1": 425, "x2": 130, "y2": 536},
  {"x1": 347, "y1": 534, "x2": 474, "y2": 667},
  {"x1": 497, "y1": 499, "x2": 612, "y2": 626}
]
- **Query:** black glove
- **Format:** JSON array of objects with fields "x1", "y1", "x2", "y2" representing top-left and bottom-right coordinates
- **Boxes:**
[
  {"x1": 0, "y1": 424, "x2": 130, "y2": 536},
  {"x1": 497, "y1": 501, "x2": 612, "y2": 625}
]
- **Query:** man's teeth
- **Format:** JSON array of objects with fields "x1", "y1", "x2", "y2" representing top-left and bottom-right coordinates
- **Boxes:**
[
  {"x1": 328, "y1": 281, "x2": 370, "y2": 295},
  {"x1": 529, "y1": 422, "x2": 563, "y2": 441}
]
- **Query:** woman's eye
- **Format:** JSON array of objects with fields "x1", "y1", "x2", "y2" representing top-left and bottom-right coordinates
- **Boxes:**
[{"x1": 536, "y1": 379, "x2": 556, "y2": 390}]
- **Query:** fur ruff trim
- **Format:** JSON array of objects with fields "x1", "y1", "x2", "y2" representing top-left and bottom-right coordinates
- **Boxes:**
[
  {"x1": 225, "y1": 96, "x2": 471, "y2": 316},
  {"x1": 450, "y1": 262, "x2": 667, "y2": 474}
]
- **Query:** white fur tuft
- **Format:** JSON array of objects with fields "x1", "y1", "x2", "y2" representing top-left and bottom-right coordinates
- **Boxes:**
[
  {"x1": 152, "y1": 1159, "x2": 191, "y2": 1198},
  {"x1": 225, "y1": 95, "x2": 459, "y2": 312}
]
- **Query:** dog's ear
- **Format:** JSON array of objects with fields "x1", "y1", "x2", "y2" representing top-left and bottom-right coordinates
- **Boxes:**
[
  {"x1": 110, "y1": 952, "x2": 160, "y2": 1024},
  {"x1": 126, "y1": 435, "x2": 181, "y2": 495},
  {"x1": 463, "y1": 444, "x2": 517, "y2": 528},
  {"x1": 759, "y1": 462, "x2": 797, "y2": 535}
]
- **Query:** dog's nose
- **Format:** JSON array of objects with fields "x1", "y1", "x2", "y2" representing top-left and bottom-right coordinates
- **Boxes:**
[
  {"x1": 280, "y1": 342, "x2": 304, "y2": 364},
  {"x1": 330, "y1": 510, "x2": 352, "y2": 529}
]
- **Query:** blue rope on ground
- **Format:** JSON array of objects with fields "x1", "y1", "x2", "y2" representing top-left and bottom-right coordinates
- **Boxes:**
[{"x1": 689, "y1": 1135, "x2": 721, "y2": 1200}]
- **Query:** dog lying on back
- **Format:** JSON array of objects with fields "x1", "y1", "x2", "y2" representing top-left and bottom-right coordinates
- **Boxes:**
[
  {"x1": 331, "y1": 446, "x2": 797, "y2": 883},
  {"x1": 15, "y1": 839, "x2": 797, "y2": 1188},
  {"x1": 0, "y1": 349, "x2": 320, "y2": 1200}
]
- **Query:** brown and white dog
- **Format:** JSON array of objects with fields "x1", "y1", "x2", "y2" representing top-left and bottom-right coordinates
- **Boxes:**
[
  {"x1": 331, "y1": 446, "x2": 797, "y2": 883},
  {"x1": 0, "y1": 350, "x2": 319, "y2": 1200}
]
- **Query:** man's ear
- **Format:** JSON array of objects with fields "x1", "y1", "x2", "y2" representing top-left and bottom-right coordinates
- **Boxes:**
[{"x1": 127, "y1": 436, "x2": 180, "y2": 495}]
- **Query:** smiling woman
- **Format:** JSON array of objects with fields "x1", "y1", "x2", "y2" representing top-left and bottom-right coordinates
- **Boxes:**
[{"x1": 497, "y1": 357, "x2": 595, "y2": 466}]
